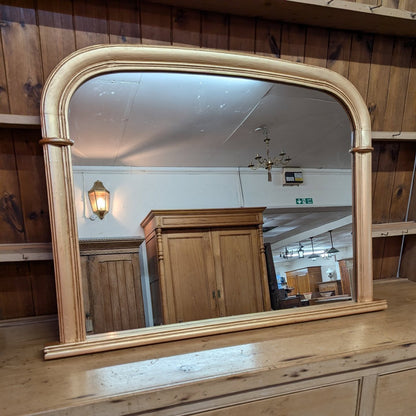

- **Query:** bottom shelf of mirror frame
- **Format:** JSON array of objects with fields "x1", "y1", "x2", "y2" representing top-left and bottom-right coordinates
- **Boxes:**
[{"x1": 43, "y1": 298, "x2": 387, "y2": 360}]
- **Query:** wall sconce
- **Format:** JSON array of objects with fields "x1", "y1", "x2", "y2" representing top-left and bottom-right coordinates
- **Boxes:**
[{"x1": 88, "y1": 180, "x2": 110, "y2": 220}]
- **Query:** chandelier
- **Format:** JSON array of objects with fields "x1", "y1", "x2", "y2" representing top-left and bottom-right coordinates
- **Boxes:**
[{"x1": 248, "y1": 126, "x2": 291, "y2": 182}]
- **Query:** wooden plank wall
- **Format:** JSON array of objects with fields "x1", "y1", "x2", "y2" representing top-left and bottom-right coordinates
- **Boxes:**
[
  {"x1": 0, "y1": 0, "x2": 415, "y2": 317},
  {"x1": 0, "y1": 127, "x2": 55, "y2": 318}
]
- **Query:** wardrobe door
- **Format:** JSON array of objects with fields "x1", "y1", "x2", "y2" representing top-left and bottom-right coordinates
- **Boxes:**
[
  {"x1": 162, "y1": 231, "x2": 217, "y2": 324},
  {"x1": 87, "y1": 253, "x2": 145, "y2": 333},
  {"x1": 212, "y1": 228, "x2": 266, "y2": 317}
]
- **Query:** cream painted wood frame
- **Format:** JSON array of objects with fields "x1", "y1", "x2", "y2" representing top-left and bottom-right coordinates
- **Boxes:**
[{"x1": 40, "y1": 45, "x2": 387, "y2": 359}]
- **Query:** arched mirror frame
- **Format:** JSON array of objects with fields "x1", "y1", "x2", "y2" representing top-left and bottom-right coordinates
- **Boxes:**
[{"x1": 40, "y1": 45, "x2": 387, "y2": 359}]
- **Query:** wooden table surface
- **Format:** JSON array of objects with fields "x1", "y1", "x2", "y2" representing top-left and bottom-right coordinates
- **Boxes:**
[{"x1": 1, "y1": 279, "x2": 416, "y2": 415}]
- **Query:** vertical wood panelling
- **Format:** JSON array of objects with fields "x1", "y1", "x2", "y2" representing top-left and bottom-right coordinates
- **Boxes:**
[
  {"x1": 373, "y1": 237, "x2": 402, "y2": 279},
  {"x1": 388, "y1": 142, "x2": 416, "y2": 222},
  {"x1": 383, "y1": 38, "x2": 414, "y2": 131},
  {"x1": 372, "y1": 141, "x2": 400, "y2": 223},
  {"x1": 30, "y1": 260, "x2": 57, "y2": 315},
  {"x1": 399, "y1": 0, "x2": 416, "y2": 12},
  {"x1": 254, "y1": 19, "x2": 281, "y2": 58},
  {"x1": 0, "y1": 0, "x2": 415, "y2": 321},
  {"x1": 141, "y1": 2, "x2": 172, "y2": 45},
  {"x1": 172, "y1": 7, "x2": 200, "y2": 47},
  {"x1": 73, "y1": 0, "x2": 109, "y2": 49},
  {"x1": 0, "y1": 32, "x2": 10, "y2": 113},
  {"x1": 200, "y1": 12, "x2": 228, "y2": 50},
  {"x1": 13, "y1": 129, "x2": 51, "y2": 242},
  {"x1": 108, "y1": 0, "x2": 141, "y2": 44},
  {"x1": 280, "y1": 23, "x2": 306, "y2": 63},
  {"x1": 228, "y1": 16, "x2": 255, "y2": 53},
  {"x1": 401, "y1": 235, "x2": 416, "y2": 280},
  {"x1": 0, "y1": 1, "x2": 43, "y2": 115},
  {"x1": 0, "y1": 262, "x2": 34, "y2": 319},
  {"x1": 380, "y1": 237, "x2": 401, "y2": 278},
  {"x1": 84, "y1": 252, "x2": 145, "y2": 333},
  {"x1": 366, "y1": 35, "x2": 395, "y2": 130},
  {"x1": 37, "y1": 0, "x2": 76, "y2": 80},
  {"x1": 372, "y1": 141, "x2": 416, "y2": 279},
  {"x1": 304, "y1": 27, "x2": 328, "y2": 67},
  {"x1": 348, "y1": 33, "x2": 373, "y2": 101},
  {"x1": 402, "y1": 45, "x2": 416, "y2": 131},
  {"x1": 326, "y1": 30, "x2": 352, "y2": 78},
  {"x1": 0, "y1": 129, "x2": 25, "y2": 243}
]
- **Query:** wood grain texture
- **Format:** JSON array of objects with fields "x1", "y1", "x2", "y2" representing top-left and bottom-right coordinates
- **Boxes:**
[
  {"x1": 13, "y1": 129, "x2": 51, "y2": 243},
  {"x1": 0, "y1": 1, "x2": 44, "y2": 115},
  {"x1": 389, "y1": 142, "x2": 416, "y2": 222},
  {"x1": 37, "y1": 0, "x2": 76, "y2": 79},
  {"x1": 254, "y1": 19, "x2": 282, "y2": 58},
  {"x1": 172, "y1": 7, "x2": 200, "y2": 47},
  {"x1": 348, "y1": 32, "x2": 373, "y2": 102},
  {"x1": 373, "y1": 367, "x2": 416, "y2": 415},
  {"x1": 201, "y1": 11, "x2": 228, "y2": 50},
  {"x1": 141, "y1": 1, "x2": 172, "y2": 45},
  {"x1": 0, "y1": 129, "x2": 24, "y2": 243},
  {"x1": 304, "y1": 26, "x2": 329, "y2": 67},
  {"x1": 400, "y1": 235, "x2": 416, "y2": 280},
  {"x1": 379, "y1": 236, "x2": 402, "y2": 279},
  {"x1": 383, "y1": 38, "x2": 414, "y2": 131},
  {"x1": 0, "y1": 279, "x2": 407, "y2": 415},
  {"x1": 73, "y1": 0, "x2": 110, "y2": 49},
  {"x1": 366, "y1": 35, "x2": 395, "y2": 130},
  {"x1": 402, "y1": 45, "x2": 416, "y2": 131},
  {"x1": 0, "y1": 262, "x2": 33, "y2": 318},
  {"x1": 399, "y1": 0, "x2": 416, "y2": 12},
  {"x1": 199, "y1": 381, "x2": 359, "y2": 416},
  {"x1": 372, "y1": 141, "x2": 400, "y2": 223},
  {"x1": 326, "y1": 29, "x2": 352, "y2": 78},
  {"x1": 108, "y1": 0, "x2": 141, "y2": 44},
  {"x1": 29, "y1": 260, "x2": 57, "y2": 316},
  {"x1": 0, "y1": 30, "x2": 10, "y2": 113},
  {"x1": 81, "y1": 245, "x2": 145, "y2": 334},
  {"x1": 229, "y1": 15, "x2": 255, "y2": 53},
  {"x1": 280, "y1": 23, "x2": 306, "y2": 63}
]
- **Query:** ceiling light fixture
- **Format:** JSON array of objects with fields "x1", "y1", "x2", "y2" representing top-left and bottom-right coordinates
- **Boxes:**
[
  {"x1": 308, "y1": 237, "x2": 320, "y2": 260},
  {"x1": 88, "y1": 180, "x2": 110, "y2": 220},
  {"x1": 248, "y1": 126, "x2": 291, "y2": 182},
  {"x1": 326, "y1": 230, "x2": 340, "y2": 255},
  {"x1": 298, "y1": 242, "x2": 304, "y2": 258}
]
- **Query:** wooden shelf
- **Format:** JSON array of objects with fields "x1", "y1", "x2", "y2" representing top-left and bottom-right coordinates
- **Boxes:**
[
  {"x1": 372, "y1": 221, "x2": 416, "y2": 238},
  {"x1": 147, "y1": 0, "x2": 416, "y2": 37},
  {"x1": 0, "y1": 243, "x2": 52, "y2": 262}
]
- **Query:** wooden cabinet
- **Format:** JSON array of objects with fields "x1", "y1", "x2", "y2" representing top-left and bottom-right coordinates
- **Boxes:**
[
  {"x1": 285, "y1": 266, "x2": 322, "y2": 296},
  {"x1": 79, "y1": 239, "x2": 146, "y2": 334},
  {"x1": 196, "y1": 381, "x2": 359, "y2": 416},
  {"x1": 141, "y1": 208, "x2": 271, "y2": 325},
  {"x1": 318, "y1": 280, "x2": 342, "y2": 295}
]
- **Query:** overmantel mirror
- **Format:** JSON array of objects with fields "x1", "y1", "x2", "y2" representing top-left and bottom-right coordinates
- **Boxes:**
[{"x1": 40, "y1": 45, "x2": 386, "y2": 359}]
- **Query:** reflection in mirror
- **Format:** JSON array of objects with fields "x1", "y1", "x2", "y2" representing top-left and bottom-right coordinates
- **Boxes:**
[{"x1": 68, "y1": 71, "x2": 353, "y2": 335}]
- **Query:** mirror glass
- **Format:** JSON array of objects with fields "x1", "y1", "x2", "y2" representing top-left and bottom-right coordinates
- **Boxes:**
[{"x1": 68, "y1": 71, "x2": 353, "y2": 335}]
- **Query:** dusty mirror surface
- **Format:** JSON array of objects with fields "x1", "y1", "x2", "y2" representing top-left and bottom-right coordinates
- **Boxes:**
[{"x1": 68, "y1": 71, "x2": 354, "y2": 335}]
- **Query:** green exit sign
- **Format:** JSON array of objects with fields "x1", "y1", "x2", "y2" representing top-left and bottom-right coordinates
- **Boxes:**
[{"x1": 296, "y1": 198, "x2": 313, "y2": 205}]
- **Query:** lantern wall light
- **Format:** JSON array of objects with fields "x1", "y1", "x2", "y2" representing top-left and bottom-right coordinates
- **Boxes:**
[{"x1": 88, "y1": 180, "x2": 110, "y2": 220}]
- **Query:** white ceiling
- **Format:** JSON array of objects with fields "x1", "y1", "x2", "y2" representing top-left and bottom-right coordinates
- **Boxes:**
[
  {"x1": 68, "y1": 72, "x2": 352, "y2": 169},
  {"x1": 68, "y1": 71, "x2": 353, "y2": 256}
]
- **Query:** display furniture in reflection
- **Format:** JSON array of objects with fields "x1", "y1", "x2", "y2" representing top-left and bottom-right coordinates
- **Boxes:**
[{"x1": 141, "y1": 208, "x2": 271, "y2": 325}]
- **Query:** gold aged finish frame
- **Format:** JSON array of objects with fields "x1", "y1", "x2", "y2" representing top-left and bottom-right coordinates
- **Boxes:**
[{"x1": 40, "y1": 45, "x2": 387, "y2": 359}]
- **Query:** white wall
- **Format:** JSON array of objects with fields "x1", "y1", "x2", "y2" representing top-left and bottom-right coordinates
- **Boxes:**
[{"x1": 73, "y1": 166, "x2": 352, "y2": 239}]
